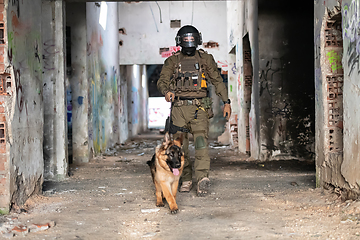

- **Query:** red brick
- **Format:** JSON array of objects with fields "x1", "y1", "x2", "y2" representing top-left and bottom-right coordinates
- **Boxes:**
[
  {"x1": 0, "y1": 13, "x2": 3, "y2": 22},
  {"x1": 0, "y1": 147, "x2": 4, "y2": 154},
  {"x1": 0, "y1": 64, "x2": 4, "y2": 72},
  {"x1": 0, "y1": 176, "x2": 6, "y2": 185},
  {"x1": 0, "y1": 188, "x2": 6, "y2": 197},
  {"x1": 0, "y1": 5, "x2": 4, "y2": 12},
  {"x1": 0, "y1": 114, "x2": 5, "y2": 121},
  {"x1": 0, "y1": 155, "x2": 4, "y2": 171},
  {"x1": 0, "y1": 182, "x2": 6, "y2": 192}
]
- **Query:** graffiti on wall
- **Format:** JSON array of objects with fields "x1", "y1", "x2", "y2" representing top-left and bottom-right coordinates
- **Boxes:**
[
  {"x1": 8, "y1": 9, "x2": 42, "y2": 115},
  {"x1": 231, "y1": 63, "x2": 237, "y2": 75},
  {"x1": 148, "y1": 97, "x2": 170, "y2": 128},
  {"x1": 43, "y1": 39, "x2": 59, "y2": 72},
  {"x1": 259, "y1": 58, "x2": 290, "y2": 118},
  {"x1": 259, "y1": 55, "x2": 315, "y2": 158},
  {"x1": 87, "y1": 29, "x2": 120, "y2": 153},
  {"x1": 160, "y1": 46, "x2": 181, "y2": 58},
  {"x1": 11, "y1": 0, "x2": 20, "y2": 17},
  {"x1": 327, "y1": 50, "x2": 343, "y2": 72},
  {"x1": 217, "y1": 60, "x2": 228, "y2": 69},
  {"x1": 343, "y1": 0, "x2": 360, "y2": 76}
]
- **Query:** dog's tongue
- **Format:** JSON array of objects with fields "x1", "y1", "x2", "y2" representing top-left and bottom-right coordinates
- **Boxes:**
[{"x1": 173, "y1": 168, "x2": 179, "y2": 176}]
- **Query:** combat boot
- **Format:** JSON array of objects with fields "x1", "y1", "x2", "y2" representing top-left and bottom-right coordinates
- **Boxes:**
[
  {"x1": 197, "y1": 177, "x2": 210, "y2": 197},
  {"x1": 179, "y1": 181, "x2": 192, "y2": 192}
]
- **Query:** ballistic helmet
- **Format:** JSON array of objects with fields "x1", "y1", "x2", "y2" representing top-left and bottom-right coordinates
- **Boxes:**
[{"x1": 175, "y1": 25, "x2": 202, "y2": 48}]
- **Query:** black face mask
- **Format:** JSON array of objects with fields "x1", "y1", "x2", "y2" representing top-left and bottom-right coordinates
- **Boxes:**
[{"x1": 181, "y1": 47, "x2": 196, "y2": 56}]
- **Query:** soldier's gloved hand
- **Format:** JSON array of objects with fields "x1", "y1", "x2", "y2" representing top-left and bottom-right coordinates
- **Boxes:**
[
  {"x1": 165, "y1": 92, "x2": 175, "y2": 102},
  {"x1": 223, "y1": 103, "x2": 231, "y2": 120}
]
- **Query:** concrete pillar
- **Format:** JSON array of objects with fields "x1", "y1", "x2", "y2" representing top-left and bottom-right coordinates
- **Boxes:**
[
  {"x1": 247, "y1": 0, "x2": 260, "y2": 159},
  {"x1": 7, "y1": 0, "x2": 44, "y2": 207},
  {"x1": 119, "y1": 65, "x2": 129, "y2": 143},
  {"x1": 54, "y1": 0, "x2": 68, "y2": 179},
  {"x1": 223, "y1": 1, "x2": 240, "y2": 147},
  {"x1": 237, "y1": 1, "x2": 247, "y2": 154},
  {"x1": 127, "y1": 65, "x2": 141, "y2": 138},
  {"x1": 66, "y1": 3, "x2": 89, "y2": 163},
  {"x1": 141, "y1": 65, "x2": 148, "y2": 132},
  {"x1": 43, "y1": 0, "x2": 68, "y2": 181},
  {"x1": 227, "y1": 53, "x2": 238, "y2": 147}
]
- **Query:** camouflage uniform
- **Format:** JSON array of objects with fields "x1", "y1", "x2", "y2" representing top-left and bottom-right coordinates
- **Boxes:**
[{"x1": 157, "y1": 49, "x2": 228, "y2": 183}]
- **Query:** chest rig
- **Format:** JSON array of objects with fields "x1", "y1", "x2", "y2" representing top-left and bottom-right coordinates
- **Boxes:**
[{"x1": 170, "y1": 51, "x2": 208, "y2": 99}]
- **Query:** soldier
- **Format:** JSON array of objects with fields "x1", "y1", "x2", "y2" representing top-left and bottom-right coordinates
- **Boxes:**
[{"x1": 157, "y1": 25, "x2": 231, "y2": 197}]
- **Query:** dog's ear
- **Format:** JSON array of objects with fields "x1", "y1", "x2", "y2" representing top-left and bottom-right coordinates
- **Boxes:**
[
  {"x1": 164, "y1": 132, "x2": 171, "y2": 145},
  {"x1": 174, "y1": 133, "x2": 184, "y2": 147}
]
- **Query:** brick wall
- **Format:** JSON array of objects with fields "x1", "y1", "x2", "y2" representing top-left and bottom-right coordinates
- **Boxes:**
[
  {"x1": 0, "y1": 0, "x2": 4, "y2": 73},
  {"x1": 0, "y1": 97, "x2": 7, "y2": 213},
  {"x1": 0, "y1": 0, "x2": 9, "y2": 214}
]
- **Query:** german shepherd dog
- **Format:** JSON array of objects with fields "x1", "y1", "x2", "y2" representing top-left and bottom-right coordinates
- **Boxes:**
[{"x1": 147, "y1": 133, "x2": 184, "y2": 214}]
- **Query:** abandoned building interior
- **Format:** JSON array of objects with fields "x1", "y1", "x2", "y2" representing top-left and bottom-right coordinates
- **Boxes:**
[{"x1": 0, "y1": 0, "x2": 358, "y2": 217}]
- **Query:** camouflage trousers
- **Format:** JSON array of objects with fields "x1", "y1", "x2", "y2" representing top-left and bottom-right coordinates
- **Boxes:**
[{"x1": 172, "y1": 104, "x2": 210, "y2": 183}]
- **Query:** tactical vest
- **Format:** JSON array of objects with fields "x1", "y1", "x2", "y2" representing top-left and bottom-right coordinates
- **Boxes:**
[{"x1": 169, "y1": 50, "x2": 208, "y2": 99}]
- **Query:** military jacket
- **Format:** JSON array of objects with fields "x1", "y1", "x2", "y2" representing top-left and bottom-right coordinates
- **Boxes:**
[{"x1": 157, "y1": 49, "x2": 228, "y2": 102}]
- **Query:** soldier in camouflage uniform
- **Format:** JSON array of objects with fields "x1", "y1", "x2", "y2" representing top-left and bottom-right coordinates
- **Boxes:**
[{"x1": 157, "y1": 25, "x2": 231, "y2": 196}]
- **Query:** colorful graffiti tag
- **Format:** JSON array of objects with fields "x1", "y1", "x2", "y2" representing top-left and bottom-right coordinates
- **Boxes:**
[
  {"x1": 161, "y1": 46, "x2": 181, "y2": 58},
  {"x1": 326, "y1": 50, "x2": 343, "y2": 72}
]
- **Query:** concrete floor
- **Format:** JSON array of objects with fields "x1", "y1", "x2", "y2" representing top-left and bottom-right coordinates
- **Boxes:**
[{"x1": 0, "y1": 131, "x2": 359, "y2": 239}]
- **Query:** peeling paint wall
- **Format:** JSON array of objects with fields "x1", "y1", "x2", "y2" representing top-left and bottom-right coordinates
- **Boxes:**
[
  {"x1": 6, "y1": 0, "x2": 44, "y2": 207},
  {"x1": 86, "y1": 2, "x2": 120, "y2": 155}
]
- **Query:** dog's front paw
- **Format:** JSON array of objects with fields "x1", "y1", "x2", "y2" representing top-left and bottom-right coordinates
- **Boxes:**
[
  {"x1": 170, "y1": 208, "x2": 178, "y2": 214},
  {"x1": 156, "y1": 202, "x2": 165, "y2": 207}
]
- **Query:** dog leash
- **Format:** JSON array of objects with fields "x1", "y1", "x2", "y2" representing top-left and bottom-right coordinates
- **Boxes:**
[{"x1": 165, "y1": 96, "x2": 189, "y2": 134}]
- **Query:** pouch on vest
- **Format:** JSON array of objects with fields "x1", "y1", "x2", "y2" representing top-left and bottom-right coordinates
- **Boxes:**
[
  {"x1": 170, "y1": 52, "x2": 208, "y2": 98},
  {"x1": 202, "y1": 97, "x2": 214, "y2": 119}
]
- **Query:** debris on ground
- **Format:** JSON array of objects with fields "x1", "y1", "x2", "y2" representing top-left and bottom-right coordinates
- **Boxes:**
[{"x1": 0, "y1": 131, "x2": 358, "y2": 239}]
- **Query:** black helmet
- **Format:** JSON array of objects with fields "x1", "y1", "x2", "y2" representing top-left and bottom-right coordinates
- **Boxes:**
[{"x1": 175, "y1": 25, "x2": 202, "y2": 48}]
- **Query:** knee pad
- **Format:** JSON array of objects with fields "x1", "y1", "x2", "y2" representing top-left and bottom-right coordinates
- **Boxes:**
[{"x1": 195, "y1": 136, "x2": 206, "y2": 150}]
